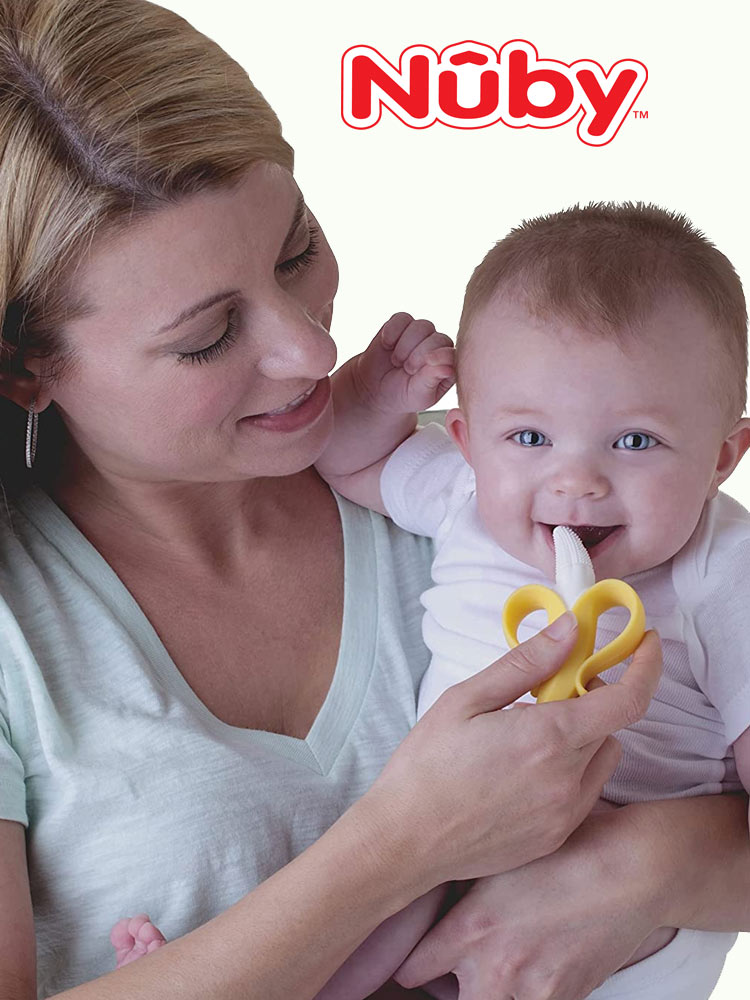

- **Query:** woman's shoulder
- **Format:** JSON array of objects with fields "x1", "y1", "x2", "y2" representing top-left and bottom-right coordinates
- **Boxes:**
[
  {"x1": 0, "y1": 486, "x2": 60, "y2": 584},
  {"x1": 333, "y1": 492, "x2": 434, "y2": 695},
  {"x1": 0, "y1": 491, "x2": 40, "y2": 591},
  {"x1": 334, "y1": 490, "x2": 434, "y2": 594},
  {"x1": 0, "y1": 484, "x2": 102, "y2": 652}
]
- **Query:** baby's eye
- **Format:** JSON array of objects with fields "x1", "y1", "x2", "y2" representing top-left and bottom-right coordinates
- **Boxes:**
[
  {"x1": 614, "y1": 432, "x2": 659, "y2": 451},
  {"x1": 512, "y1": 430, "x2": 549, "y2": 447}
]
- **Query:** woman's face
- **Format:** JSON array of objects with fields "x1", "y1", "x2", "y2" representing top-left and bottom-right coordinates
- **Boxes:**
[{"x1": 33, "y1": 162, "x2": 339, "y2": 485}]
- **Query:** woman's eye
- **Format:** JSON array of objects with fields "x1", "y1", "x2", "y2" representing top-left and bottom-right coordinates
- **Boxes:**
[
  {"x1": 177, "y1": 308, "x2": 240, "y2": 365},
  {"x1": 614, "y1": 432, "x2": 659, "y2": 451},
  {"x1": 276, "y1": 223, "x2": 321, "y2": 277},
  {"x1": 512, "y1": 430, "x2": 548, "y2": 447}
]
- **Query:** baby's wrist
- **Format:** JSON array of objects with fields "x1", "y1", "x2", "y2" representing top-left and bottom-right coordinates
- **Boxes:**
[{"x1": 344, "y1": 354, "x2": 416, "y2": 418}]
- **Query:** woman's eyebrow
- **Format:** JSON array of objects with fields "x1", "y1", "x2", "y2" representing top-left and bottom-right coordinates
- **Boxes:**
[
  {"x1": 153, "y1": 288, "x2": 241, "y2": 337},
  {"x1": 152, "y1": 196, "x2": 306, "y2": 338}
]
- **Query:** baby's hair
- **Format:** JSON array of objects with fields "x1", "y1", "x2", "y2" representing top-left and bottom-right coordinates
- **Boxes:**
[{"x1": 457, "y1": 202, "x2": 748, "y2": 425}]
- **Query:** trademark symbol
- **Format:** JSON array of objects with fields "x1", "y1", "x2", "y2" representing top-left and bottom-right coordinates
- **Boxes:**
[{"x1": 632, "y1": 109, "x2": 648, "y2": 119}]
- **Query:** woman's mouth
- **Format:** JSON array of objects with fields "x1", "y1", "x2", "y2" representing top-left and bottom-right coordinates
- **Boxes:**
[
  {"x1": 239, "y1": 378, "x2": 331, "y2": 432},
  {"x1": 263, "y1": 384, "x2": 317, "y2": 415}
]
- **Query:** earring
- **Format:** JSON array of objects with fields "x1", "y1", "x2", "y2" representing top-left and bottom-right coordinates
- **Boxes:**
[{"x1": 25, "y1": 394, "x2": 39, "y2": 469}]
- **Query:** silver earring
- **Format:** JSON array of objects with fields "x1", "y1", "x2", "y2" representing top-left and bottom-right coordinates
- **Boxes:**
[{"x1": 25, "y1": 395, "x2": 39, "y2": 469}]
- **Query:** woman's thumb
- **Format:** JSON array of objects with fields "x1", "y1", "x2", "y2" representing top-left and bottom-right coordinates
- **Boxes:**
[{"x1": 456, "y1": 612, "x2": 578, "y2": 716}]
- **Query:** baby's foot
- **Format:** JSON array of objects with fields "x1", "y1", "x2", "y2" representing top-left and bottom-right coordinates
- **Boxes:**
[{"x1": 110, "y1": 914, "x2": 167, "y2": 968}]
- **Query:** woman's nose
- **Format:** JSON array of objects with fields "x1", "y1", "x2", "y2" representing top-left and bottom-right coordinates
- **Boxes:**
[{"x1": 254, "y1": 294, "x2": 337, "y2": 380}]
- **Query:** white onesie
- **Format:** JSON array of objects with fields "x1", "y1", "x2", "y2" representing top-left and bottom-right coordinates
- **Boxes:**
[{"x1": 381, "y1": 422, "x2": 748, "y2": 999}]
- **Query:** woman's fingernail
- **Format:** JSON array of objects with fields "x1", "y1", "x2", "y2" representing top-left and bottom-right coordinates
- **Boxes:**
[{"x1": 545, "y1": 611, "x2": 577, "y2": 639}]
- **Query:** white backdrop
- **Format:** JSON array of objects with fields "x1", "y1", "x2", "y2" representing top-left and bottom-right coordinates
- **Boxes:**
[{"x1": 161, "y1": 2, "x2": 750, "y2": 995}]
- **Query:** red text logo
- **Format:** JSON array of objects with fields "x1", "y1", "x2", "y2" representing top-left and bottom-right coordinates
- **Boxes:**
[{"x1": 342, "y1": 40, "x2": 647, "y2": 146}]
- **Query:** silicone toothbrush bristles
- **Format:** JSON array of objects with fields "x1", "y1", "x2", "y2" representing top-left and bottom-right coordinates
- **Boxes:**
[
  {"x1": 553, "y1": 525, "x2": 590, "y2": 574},
  {"x1": 552, "y1": 525, "x2": 596, "y2": 608}
]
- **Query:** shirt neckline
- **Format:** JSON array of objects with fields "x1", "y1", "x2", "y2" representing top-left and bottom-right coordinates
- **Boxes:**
[{"x1": 12, "y1": 485, "x2": 379, "y2": 776}]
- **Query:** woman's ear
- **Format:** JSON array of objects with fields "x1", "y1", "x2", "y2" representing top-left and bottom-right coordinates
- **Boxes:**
[
  {"x1": 445, "y1": 408, "x2": 472, "y2": 466},
  {"x1": 0, "y1": 372, "x2": 42, "y2": 411},
  {"x1": 709, "y1": 417, "x2": 750, "y2": 498}
]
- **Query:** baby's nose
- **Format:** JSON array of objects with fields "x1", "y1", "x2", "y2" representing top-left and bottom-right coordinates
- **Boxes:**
[{"x1": 549, "y1": 462, "x2": 610, "y2": 500}]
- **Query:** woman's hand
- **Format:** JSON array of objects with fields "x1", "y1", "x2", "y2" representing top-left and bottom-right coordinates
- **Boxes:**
[
  {"x1": 394, "y1": 807, "x2": 664, "y2": 1000},
  {"x1": 364, "y1": 619, "x2": 662, "y2": 895}
]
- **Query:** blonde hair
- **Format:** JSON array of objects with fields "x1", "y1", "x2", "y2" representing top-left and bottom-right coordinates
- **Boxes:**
[
  {"x1": 457, "y1": 202, "x2": 748, "y2": 424},
  {"x1": 0, "y1": 0, "x2": 293, "y2": 498}
]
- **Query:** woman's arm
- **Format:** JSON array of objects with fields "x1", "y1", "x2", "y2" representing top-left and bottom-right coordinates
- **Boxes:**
[
  {"x1": 630, "y1": 791, "x2": 750, "y2": 930},
  {"x1": 40, "y1": 620, "x2": 659, "y2": 1000},
  {"x1": 60, "y1": 796, "x2": 430, "y2": 1000},
  {"x1": 395, "y1": 792, "x2": 750, "y2": 1000}
]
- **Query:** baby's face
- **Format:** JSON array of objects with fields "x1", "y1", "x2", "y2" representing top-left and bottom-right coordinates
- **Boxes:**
[{"x1": 448, "y1": 294, "x2": 749, "y2": 582}]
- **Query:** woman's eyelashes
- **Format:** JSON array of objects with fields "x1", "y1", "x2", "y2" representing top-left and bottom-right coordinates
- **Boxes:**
[
  {"x1": 177, "y1": 307, "x2": 240, "y2": 365},
  {"x1": 176, "y1": 223, "x2": 322, "y2": 365},
  {"x1": 277, "y1": 223, "x2": 320, "y2": 276}
]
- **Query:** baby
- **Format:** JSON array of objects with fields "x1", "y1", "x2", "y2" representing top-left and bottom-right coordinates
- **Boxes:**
[{"x1": 113, "y1": 203, "x2": 750, "y2": 1000}]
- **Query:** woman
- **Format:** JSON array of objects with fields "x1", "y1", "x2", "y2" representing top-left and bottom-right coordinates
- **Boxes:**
[{"x1": 0, "y1": 2, "x2": 748, "y2": 998}]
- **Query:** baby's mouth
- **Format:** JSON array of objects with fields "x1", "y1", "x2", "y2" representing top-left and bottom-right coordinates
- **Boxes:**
[{"x1": 542, "y1": 524, "x2": 620, "y2": 551}]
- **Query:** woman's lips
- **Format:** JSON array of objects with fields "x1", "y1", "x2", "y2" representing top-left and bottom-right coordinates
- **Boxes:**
[{"x1": 238, "y1": 377, "x2": 331, "y2": 432}]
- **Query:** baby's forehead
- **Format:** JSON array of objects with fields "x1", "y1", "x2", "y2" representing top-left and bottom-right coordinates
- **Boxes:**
[
  {"x1": 457, "y1": 292, "x2": 628, "y2": 376},
  {"x1": 456, "y1": 289, "x2": 734, "y2": 421},
  {"x1": 461, "y1": 286, "x2": 723, "y2": 358}
]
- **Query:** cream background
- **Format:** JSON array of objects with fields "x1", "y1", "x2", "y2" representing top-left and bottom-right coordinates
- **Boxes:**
[{"x1": 161, "y1": 1, "x2": 749, "y2": 994}]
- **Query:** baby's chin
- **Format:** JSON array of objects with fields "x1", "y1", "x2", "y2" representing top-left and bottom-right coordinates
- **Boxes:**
[{"x1": 589, "y1": 545, "x2": 672, "y2": 583}]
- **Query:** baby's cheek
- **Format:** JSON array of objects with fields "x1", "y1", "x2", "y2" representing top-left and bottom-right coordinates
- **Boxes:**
[
  {"x1": 476, "y1": 481, "x2": 522, "y2": 532},
  {"x1": 634, "y1": 478, "x2": 705, "y2": 560},
  {"x1": 475, "y1": 487, "x2": 543, "y2": 566}
]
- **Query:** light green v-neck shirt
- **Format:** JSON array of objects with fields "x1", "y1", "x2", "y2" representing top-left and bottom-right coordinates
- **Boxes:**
[{"x1": 0, "y1": 486, "x2": 432, "y2": 998}]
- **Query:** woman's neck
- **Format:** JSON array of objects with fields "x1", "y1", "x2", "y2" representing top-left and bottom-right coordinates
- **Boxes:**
[{"x1": 46, "y1": 455, "x2": 329, "y2": 580}]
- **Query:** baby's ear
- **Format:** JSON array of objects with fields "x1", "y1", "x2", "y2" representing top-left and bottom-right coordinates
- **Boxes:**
[
  {"x1": 709, "y1": 417, "x2": 750, "y2": 498},
  {"x1": 445, "y1": 408, "x2": 472, "y2": 465}
]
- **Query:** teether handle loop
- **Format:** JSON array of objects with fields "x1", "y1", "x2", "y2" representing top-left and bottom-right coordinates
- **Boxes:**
[
  {"x1": 569, "y1": 579, "x2": 646, "y2": 697},
  {"x1": 502, "y1": 585, "x2": 569, "y2": 698}
]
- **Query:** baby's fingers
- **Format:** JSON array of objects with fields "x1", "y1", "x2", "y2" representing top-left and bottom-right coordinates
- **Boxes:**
[
  {"x1": 378, "y1": 312, "x2": 415, "y2": 350},
  {"x1": 404, "y1": 338, "x2": 455, "y2": 376},
  {"x1": 389, "y1": 319, "x2": 441, "y2": 367},
  {"x1": 421, "y1": 366, "x2": 456, "y2": 392}
]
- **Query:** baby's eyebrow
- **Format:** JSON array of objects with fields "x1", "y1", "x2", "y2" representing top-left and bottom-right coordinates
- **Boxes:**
[
  {"x1": 494, "y1": 406, "x2": 542, "y2": 418},
  {"x1": 608, "y1": 406, "x2": 677, "y2": 424},
  {"x1": 493, "y1": 403, "x2": 678, "y2": 427}
]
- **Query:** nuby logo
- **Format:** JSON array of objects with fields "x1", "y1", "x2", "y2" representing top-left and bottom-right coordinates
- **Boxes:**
[{"x1": 342, "y1": 40, "x2": 648, "y2": 146}]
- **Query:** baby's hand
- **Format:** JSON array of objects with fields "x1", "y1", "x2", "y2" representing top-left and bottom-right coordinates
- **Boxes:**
[
  {"x1": 110, "y1": 913, "x2": 167, "y2": 968},
  {"x1": 352, "y1": 312, "x2": 455, "y2": 414}
]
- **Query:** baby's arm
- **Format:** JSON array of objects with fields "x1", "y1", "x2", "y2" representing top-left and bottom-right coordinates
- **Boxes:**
[{"x1": 316, "y1": 313, "x2": 454, "y2": 514}]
